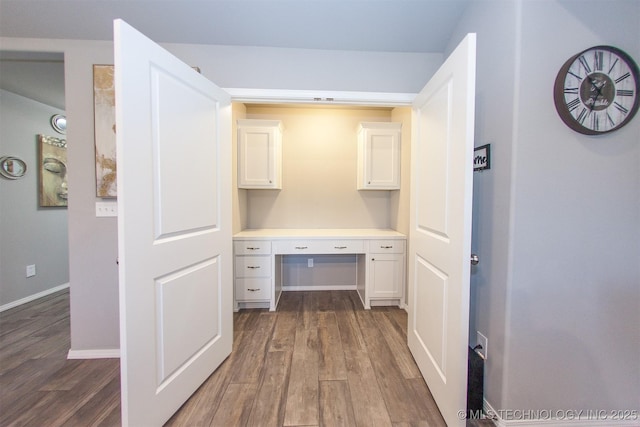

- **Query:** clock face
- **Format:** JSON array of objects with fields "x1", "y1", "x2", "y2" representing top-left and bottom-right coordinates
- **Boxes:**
[{"x1": 554, "y1": 46, "x2": 639, "y2": 135}]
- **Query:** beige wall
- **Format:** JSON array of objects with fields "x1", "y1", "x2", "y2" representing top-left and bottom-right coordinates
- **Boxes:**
[
  {"x1": 231, "y1": 102, "x2": 247, "y2": 234},
  {"x1": 390, "y1": 106, "x2": 412, "y2": 235},
  {"x1": 235, "y1": 104, "x2": 411, "y2": 293},
  {"x1": 239, "y1": 104, "x2": 404, "y2": 230}
]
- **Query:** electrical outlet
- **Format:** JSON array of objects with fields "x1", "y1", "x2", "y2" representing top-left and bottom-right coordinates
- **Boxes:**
[
  {"x1": 26, "y1": 264, "x2": 36, "y2": 278},
  {"x1": 307, "y1": 258, "x2": 313, "y2": 267},
  {"x1": 476, "y1": 331, "x2": 488, "y2": 360}
]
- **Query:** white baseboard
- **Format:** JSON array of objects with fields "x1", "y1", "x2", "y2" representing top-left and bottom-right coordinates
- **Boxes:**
[
  {"x1": 235, "y1": 301, "x2": 270, "y2": 310},
  {"x1": 67, "y1": 348, "x2": 120, "y2": 359},
  {"x1": 369, "y1": 298, "x2": 403, "y2": 307},
  {"x1": 0, "y1": 283, "x2": 70, "y2": 312},
  {"x1": 483, "y1": 399, "x2": 639, "y2": 426},
  {"x1": 282, "y1": 284, "x2": 357, "y2": 291}
]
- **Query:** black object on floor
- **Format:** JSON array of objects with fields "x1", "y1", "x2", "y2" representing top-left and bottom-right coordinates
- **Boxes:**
[{"x1": 467, "y1": 346, "x2": 484, "y2": 418}]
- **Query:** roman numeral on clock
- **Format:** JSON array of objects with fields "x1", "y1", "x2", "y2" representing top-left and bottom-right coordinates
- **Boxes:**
[
  {"x1": 564, "y1": 87, "x2": 579, "y2": 94},
  {"x1": 568, "y1": 70, "x2": 582, "y2": 81},
  {"x1": 614, "y1": 102, "x2": 629, "y2": 114},
  {"x1": 616, "y1": 89, "x2": 634, "y2": 97},
  {"x1": 615, "y1": 72, "x2": 630, "y2": 83},
  {"x1": 579, "y1": 55, "x2": 592, "y2": 73},
  {"x1": 577, "y1": 108, "x2": 588, "y2": 124},
  {"x1": 594, "y1": 51, "x2": 604, "y2": 71},
  {"x1": 567, "y1": 98, "x2": 581, "y2": 111}
]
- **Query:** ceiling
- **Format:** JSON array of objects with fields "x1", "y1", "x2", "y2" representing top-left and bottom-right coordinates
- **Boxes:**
[{"x1": 0, "y1": 0, "x2": 471, "y2": 109}]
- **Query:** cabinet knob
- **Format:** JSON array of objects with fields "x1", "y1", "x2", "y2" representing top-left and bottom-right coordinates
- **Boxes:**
[
  {"x1": 247, "y1": 266, "x2": 261, "y2": 269},
  {"x1": 247, "y1": 288, "x2": 260, "y2": 292},
  {"x1": 371, "y1": 258, "x2": 375, "y2": 261},
  {"x1": 247, "y1": 247, "x2": 260, "y2": 250},
  {"x1": 380, "y1": 245, "x2": 393, "y2": 249},
  {"x1": 335, "y1": 246, "x2": 347, "y2": 249},
  {"x1": 295, "y1": 246, "x2": 308, "y2": 250}
]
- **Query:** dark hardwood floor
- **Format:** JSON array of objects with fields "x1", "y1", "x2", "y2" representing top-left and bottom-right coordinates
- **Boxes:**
[{"x1": 1, "y1": 289, "x2": 494, "y2": 426}]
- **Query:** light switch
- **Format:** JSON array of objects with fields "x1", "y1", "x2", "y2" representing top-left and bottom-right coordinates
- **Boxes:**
[{"x1": 96, "y1": 201, "x2": 118, "y2": 217}]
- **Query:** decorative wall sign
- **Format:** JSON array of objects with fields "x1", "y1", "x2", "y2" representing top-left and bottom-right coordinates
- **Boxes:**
[
  {"x1": 0, "y1": 156, "x2": 27, "y2": 179},
  {"x1": 93, "y1": 64, "x2": 117, "y2": 198},
  {"x1": 38, "y1": 134, "x2": 68, "y2": 207},
  {"x1": 473, "y1": 144, "x2": 491, "y2": 171}
]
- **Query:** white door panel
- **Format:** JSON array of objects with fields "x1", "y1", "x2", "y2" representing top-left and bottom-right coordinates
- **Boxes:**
[
  {"x1": 408, "y1": 34, "x2": 476, "y2": 427},
  {"x1": 114, "y1": 19, "x2": 232, "y2": 426}
]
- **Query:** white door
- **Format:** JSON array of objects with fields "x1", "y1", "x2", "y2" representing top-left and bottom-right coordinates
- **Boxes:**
[
  {"x1": 407, "y1": 34, "x2": 476, "y2": 427},
  {"x1": 114, "y1": 20, "x2": 232, "y2": 426}
]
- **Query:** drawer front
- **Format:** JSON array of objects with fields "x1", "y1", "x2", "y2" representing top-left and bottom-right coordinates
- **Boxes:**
[
  {"x1": 274, "y1": 240, "x2": 322, "y2": 254},
  {"x1": 329, "y1": 240, "x2": 365, "y2": 254},
  {"x1": 234, "y1": 240, "x2": 272, "y2": 255},
  {"x1": 369, "y1": 239, "x2": 405, "y2": 254},
  {"x1": 275, "y1": 239, "x2": 365, "y2": 254},
  {"x1": 235, "y1": 256, "x2": 271, "y2": 278},
  {"x1": 235, "y1": 278, "x2": 270, "y2": 301}
]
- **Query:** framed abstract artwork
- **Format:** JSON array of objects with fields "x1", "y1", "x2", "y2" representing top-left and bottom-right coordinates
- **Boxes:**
[{"x1": 93, "y1": 64, "x2": 117, "y2": 198}]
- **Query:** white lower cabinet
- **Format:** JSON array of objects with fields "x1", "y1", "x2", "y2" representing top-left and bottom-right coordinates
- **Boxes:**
[
  {"x1": 366, "y1": 239, "x2": 405, "y2": 307},
  {"x1": 234, "y1": 240, "x2": 273, "y2": 310},
  {"x1": 368, "y1": 253, "x2": 404, "y2": 299},
  {"x1": 233, "y1": 232, "x2": 406, "y2": 311}
]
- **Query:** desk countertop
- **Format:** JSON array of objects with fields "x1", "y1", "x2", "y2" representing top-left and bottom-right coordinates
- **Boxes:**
[{"x1": 233, "y1": 228, "x2": 406, "y2": 240}]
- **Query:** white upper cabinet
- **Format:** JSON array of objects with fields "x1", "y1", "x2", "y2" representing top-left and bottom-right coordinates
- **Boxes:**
[
  {"x1": 237, "y1": 119, "x2": 283, "y2": 189},
  {"x1": 357, "y1": 122, "x2": 401, "y2": 190}
]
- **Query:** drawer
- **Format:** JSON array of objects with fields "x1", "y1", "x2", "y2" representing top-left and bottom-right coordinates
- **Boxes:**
[
  {"x1": 235, "y1": 256, "x2": 271, "y2": 278},
  {"x1": 274, "y1": 239, "x2": 364, "y2": 254},
  {"x1": 235, "y1": 278, "x2": 270, "y2": 301},
  {"x1": 328, "y1": 240, "x2": 365, "y2": 254},
  {"x1": 234, "y1": 240, "x2": 271, "y2": 255},
  {"x1": 369, "y1": 239, "x2": 405, "y2": 254}
]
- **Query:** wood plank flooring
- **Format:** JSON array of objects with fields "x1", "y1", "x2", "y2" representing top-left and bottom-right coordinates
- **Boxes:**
[
  {"x1": 1, "y1": 289, "x2": 493, "y2": 426},
  {"x1": 0, "y1": 290, "x2": 120, "y2": 426}
]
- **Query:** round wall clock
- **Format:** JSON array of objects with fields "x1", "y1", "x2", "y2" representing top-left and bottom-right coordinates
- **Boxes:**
[{"x1": 553, "y1": 45, "x2": 639, "y2": 135}]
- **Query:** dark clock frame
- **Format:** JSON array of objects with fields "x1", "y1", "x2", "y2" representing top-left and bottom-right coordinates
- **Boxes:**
[{"x1": 553, "y1": 45, "x2": 640, "y2": 135}]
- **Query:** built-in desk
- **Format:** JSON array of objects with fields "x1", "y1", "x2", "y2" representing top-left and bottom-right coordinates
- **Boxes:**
[{"x1": 233, "y1": 229, "x2": 406, "y2": 311}]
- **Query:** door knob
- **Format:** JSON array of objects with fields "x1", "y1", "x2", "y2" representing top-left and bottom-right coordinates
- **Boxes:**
[{"x1": 470, "y1": 254, "x2": 479, "y2": 265}]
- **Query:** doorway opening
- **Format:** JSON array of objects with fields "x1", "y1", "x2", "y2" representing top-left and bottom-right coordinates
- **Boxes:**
[{"x1": 0, "y1": 50, "x2": 69, "y2": 313}]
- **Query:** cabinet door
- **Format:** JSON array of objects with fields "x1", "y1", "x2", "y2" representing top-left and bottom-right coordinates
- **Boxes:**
[
  {"x1": 358, "y1": 123, "x2": 401, "y2": 190},
  {"x1": 369, "y1": 254, "x2": 404, "y2": 298},
  {"x1": 238, "y1": 120, "x2": 282, "y2": 189}
]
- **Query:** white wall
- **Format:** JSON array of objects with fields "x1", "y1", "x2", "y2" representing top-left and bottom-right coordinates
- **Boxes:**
[
  {"x1": 448, "y1": 0, "x2": 640, "y2": 416},
  {"x1": 445, "y1": 0, "x2": 518, "y2": 411},
  {"x1": 162, "y1": 44, "x2": 443, "y2": 94},
  {"x1": 0, "y1": 89, "x2": 69, "y2": 308},
  {"x1": 0, "y1": 36, "x2": 443, "y2": 352}
]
